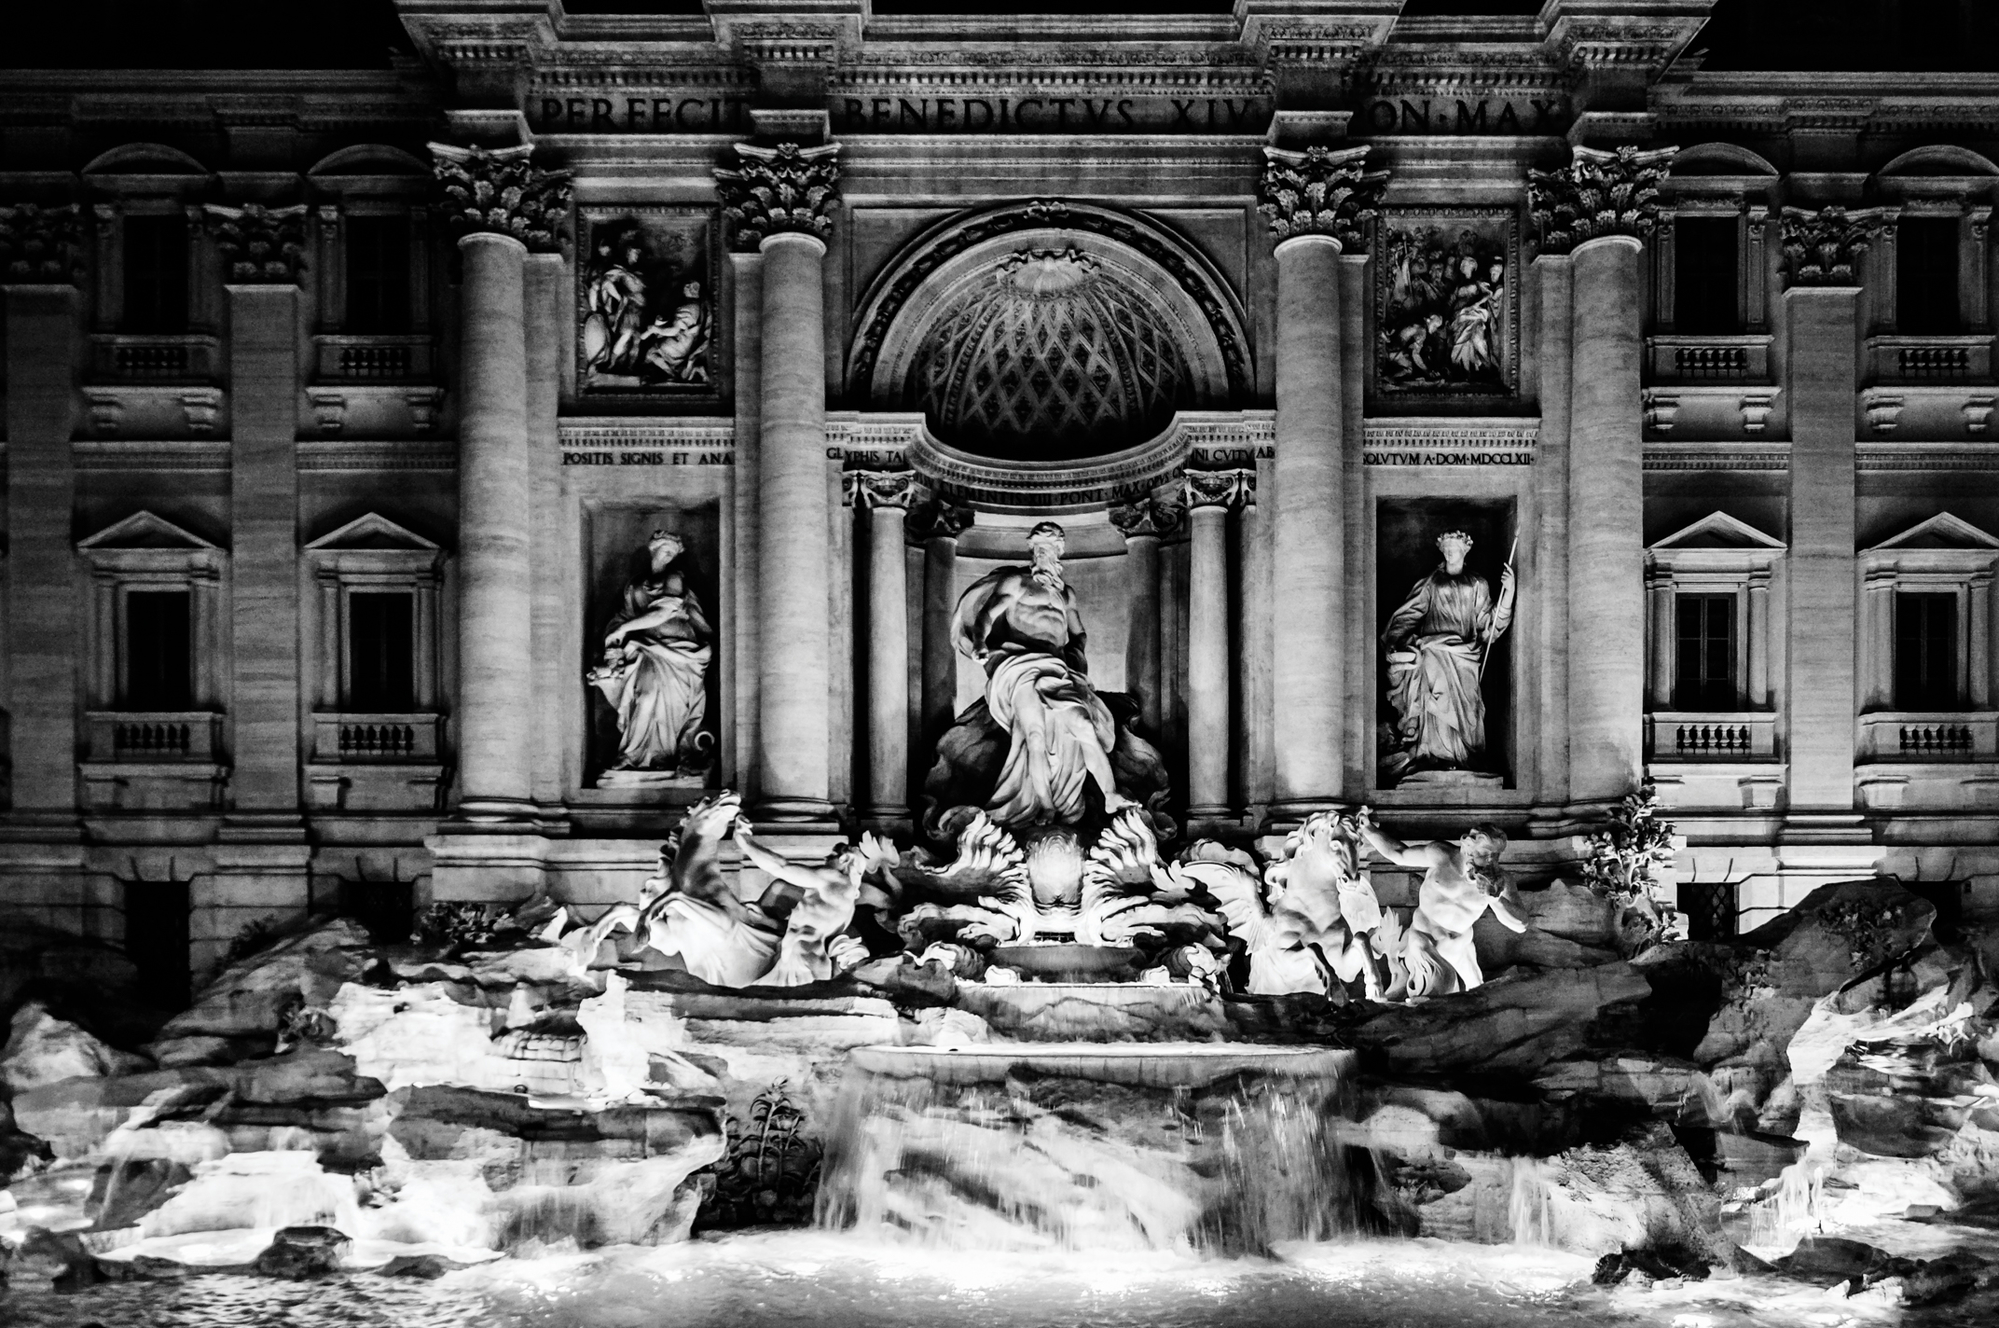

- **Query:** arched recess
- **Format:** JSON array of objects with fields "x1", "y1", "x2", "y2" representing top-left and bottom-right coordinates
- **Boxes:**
[
  {"x1": 82, "y1": 143, "x2": 209, "y2": 178},
  {"x1": 850, "y1": 201, "x2": 1250, "y2": 461},
  {"x1": 1666, "y1": 142, "x2": 1779, "y2": 178},
  {"x1": 1878, "y1": 145, "x2": 1999, "y2": 179}
]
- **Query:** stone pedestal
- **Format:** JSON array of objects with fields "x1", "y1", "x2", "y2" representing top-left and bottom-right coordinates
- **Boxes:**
[
  {"x1": 755, "y1": 232, "x2": 834, "y2": 823},
  {"x1": 1269, "y1": 234, "x2": 1345, "y2": 813},
  {"x1": 1567, "y1": 235, "x2": 1646, "y2": 805},
  {"x1": 3, "y1": 284, "x2": 81, "y2": 838},
  {"x1": 453, "y1": 232, "x2": 536, "y2": 824},
  {"x1": 1784, "y1": 286, "x2": 1861, "y2": 814},
  {"x1": 222, "y1": 283, "x2": 304, "y2": 840}
]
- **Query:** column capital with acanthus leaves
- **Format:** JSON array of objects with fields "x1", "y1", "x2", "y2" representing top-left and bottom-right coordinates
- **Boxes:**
[
  {"x1": 715, "y1": 142, "x2": 842, "y2": 253},
  {"x1": 429, "y1": 141, "x2": 573, "y2": 254},
  {"x1": 1527, "y1": 144, "x2": 1678, "y2": 255},
  {"x1": 1256, "y1": 144, "x2": 1387, "y2": 253},
  {"x1": 0, "y1": 203, "x2": 84, "y2": 284},
  {"x1": 1779, "y1": 205, "x2": 1889, "y2": 288}
]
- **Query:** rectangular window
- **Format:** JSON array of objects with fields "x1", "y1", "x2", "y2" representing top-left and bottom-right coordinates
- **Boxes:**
[
  {"x1": 344, "y1": 216, "x2": 411, "y2": 335},
  {"x1": 1895, "y1": 591, "x2": 1959, "y2": 710},
  {"x1": 1674, "y1": 594, "x2": 1737, "y2": 711},
  {"x1": 1674, "y1": 217, "x2": 1739, "y2": 334},
  {"x1": 1898, "y1": 217, "x2": 1960, "y2": 334},
  {"x1": 348, "y1": 591, "x2": 415, "y2": 711},
  {"x1": 124, "y1": 590, "x2": 193, "y2": 710},
  {"x1": 123, "y1": 214, "x2": 189, "y2": 335}
]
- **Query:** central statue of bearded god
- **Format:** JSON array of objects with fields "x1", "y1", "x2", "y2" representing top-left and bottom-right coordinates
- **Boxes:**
[{"x1": 922, "y1": 521, "x2": 1169, "y2": 840}]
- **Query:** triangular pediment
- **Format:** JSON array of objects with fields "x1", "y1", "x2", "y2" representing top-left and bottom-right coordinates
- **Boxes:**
[
  {"x1": 1866, "y1": 512, "x2": 1999, "y2": 552},
  {"x1": 1650, "y1": 511, "x2": 1786, "y2": 551},
  {"x1": 77, "y1": 510, "x2": 220, "y2": 552},
  {"x1": 306, "y1": 512, "x2": 440, "y2": 553}
]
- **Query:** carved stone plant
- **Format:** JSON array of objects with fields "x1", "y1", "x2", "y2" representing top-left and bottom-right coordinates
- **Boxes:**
[
  {"x1": 0, "y1": 202, "x2": 83, "y2": 282},
  {"x1": 429, "y1": 142, "x2": 573, "y2": 253},
  {"x1": 205, "y1": 204, "x2": 308, "y2": 283},
  {"x1": 1257, "y1": 145, "x2": 1387, "y2": 250},
  {"x1": 1779, "y1": 205, "x2": 1888, "y2": 287},
  {"x1": 694, "y1": 1079, "x2": 823, "y2": 1231},
  {"x1": 1527, "y1": 144, "x2": 1678, "y2": 254},
  {"x1": 713, "y1": 142, "x2": 841, "y2": 250}
]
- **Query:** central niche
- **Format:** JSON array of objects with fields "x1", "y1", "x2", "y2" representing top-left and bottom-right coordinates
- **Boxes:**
[
  {"x1": 854, "y1": 202, "x2": 1245, "y2": 464},
  {"x1": 910, "y1": 248, "x2": 1191, "y2": 459}
]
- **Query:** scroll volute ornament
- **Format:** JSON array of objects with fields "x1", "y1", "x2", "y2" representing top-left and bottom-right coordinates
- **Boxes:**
[
  {"x1": 204, "y1": 204, "x2": 308, "y2": 283},
  {"x1": 1257, "y1": 145, "x2": 1387, "y2": 251},
  {"x1": 713, "y1": 142, "x2": 841, "y2": 252},
  {"x1": 1527, "y1": 144, "x2": 1679, "y2": 254},
  {"x1": 1779, "y1": 205, "x2": 1889, "y2": 287},
  {"x1": 429, "y1": 141, "x2": 573, "y2": 253}
]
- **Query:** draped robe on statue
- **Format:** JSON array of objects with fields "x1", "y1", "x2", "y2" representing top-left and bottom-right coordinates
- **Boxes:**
[
  {"x1": 591, "y1": 572, "x2": 711, "y2": 771},
  {"x1": 1382, "y1": 568, "x2": 1510, "y2": 775}
]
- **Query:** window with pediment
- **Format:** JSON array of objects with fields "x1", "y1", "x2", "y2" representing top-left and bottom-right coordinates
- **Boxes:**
[
  {"x1": 1648, "y1": 144, "x2": 1777, "y2": 387},
  {"x1": 1858, "y1": 513, "x2": 1999, "y2": 762},
  {"x1": 82, "y1": 144, "x2": 221, "y2": 401},
  {"x1": 303, "y1": 513, "x2": 448, "y2": 811},
  {"x1": 1644, "y1": 512, "x2": 1785, "y2": 763},
  {"x1": 75, "y1": 510, "x2": 226, "y2": 771}
]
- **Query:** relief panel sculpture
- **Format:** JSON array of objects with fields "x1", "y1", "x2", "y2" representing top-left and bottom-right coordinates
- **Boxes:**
[
  {"x1": 577, "y1": 208, "x2": 717, "y2": 395},
  {"x1": 1374, "y1": 208, "x2": 1517, "y2": 400}
]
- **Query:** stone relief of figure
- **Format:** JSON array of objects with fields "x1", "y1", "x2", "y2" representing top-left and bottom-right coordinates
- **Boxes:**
[
  {"x1": 1354, "y1": 807, "x2": 1527, "y2": 1000},
  {"x1": 951, "y1": 520, "x2": 1131, "y2": 826},
  {"x1": 638, "y1": 280, "x2": 711, "y2": 384},
  {"x1": 1381, "y1": 530, "x2": 1515, "y2": 782},
  {"x1": 587, "y1": 529, "x2": 714, "y2": 780},
  {"x1": 1379, "y1": 225, "x2": 1508, "y2": 391},
  {"x1": 580, "y1": 227, "x2": 649, "y2": 381}
]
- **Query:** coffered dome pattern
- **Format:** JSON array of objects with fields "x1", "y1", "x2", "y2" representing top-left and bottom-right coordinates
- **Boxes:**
[{"x1": 908, "y1": 248, "x2": 1192, "y2": 460}]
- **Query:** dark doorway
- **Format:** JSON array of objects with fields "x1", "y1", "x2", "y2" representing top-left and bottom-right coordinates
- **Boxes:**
[
  {"x1": 338, "y1": 877, "x2": 414, "y2": 946},
  {"x1": 123, "y1": 879, "x2": 190, "y2": 1007}
]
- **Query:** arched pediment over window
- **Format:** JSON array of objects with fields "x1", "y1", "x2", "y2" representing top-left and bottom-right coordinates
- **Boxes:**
[{"x1": 851, "y1": 201, "x2": 1248, "y2": 462}]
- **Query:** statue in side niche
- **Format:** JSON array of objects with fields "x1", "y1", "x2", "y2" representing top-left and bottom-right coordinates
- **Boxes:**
[
  {"x1": 1380, "y1": 529, "x2": 1514, "y2": 783},
  {"x1": 1353, "y1": 807, "x2": 1528, "y2": 999},
  {"x1": 588, "y1": 529, "x2": 714, "y2": 780}
]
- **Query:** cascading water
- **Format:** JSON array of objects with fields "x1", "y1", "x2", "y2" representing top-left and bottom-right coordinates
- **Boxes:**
[{"x1": 815, "y1": 1044, "x2": 1373, "y2": 1254}]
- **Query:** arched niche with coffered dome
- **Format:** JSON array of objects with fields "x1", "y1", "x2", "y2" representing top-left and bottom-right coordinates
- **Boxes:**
[{"x1": 849, "y1": 201, "x2": 1249, "y2": 465}]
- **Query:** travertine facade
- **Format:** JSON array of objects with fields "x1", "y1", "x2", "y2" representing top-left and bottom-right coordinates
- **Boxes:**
[{"x1": 5, "y1": 1, "x2": 1999, "y2": 989}]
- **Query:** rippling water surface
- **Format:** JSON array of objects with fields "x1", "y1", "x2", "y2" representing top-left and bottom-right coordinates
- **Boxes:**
[{"x1": 8, "y1": 1231, "x2": 1998, "y2": 1328}]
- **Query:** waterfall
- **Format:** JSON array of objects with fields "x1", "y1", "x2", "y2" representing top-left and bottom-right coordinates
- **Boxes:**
[
  {"x1": 815, "y1": 1044, "x2": 1367, "y2": 1255},
  {"x1": 1504, "y1": 1156, "x2": 1556, "y2": 1247}
]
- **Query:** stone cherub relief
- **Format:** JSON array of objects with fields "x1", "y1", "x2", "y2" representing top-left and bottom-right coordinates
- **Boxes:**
[
  {"x1": 1381, "y1": 529, "x2": 1516, "y2": 786},
  {"x1": 588, "y1": 529, "x2": 714, "y2": 784}
]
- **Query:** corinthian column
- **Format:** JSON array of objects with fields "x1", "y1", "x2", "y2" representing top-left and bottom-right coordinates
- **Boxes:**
[
  {"x1": 1257, "y1": 145, "x2": 1385, "y2": 814},
  {"x1": 847, "y1": 470, "x2": 919, "y2": 825},
  {"x1": 208, "y1": 204, "x2": 310, "y2": 836},
  {"x1": 1183, "y1": 468, "x2": 1253, "y2": 822},
  {"x1": 717, "y1": 142, "x2": 841, "y2": 822},
  {"x1": 1109, "y1": 497, "x2": 1175, "y2": 735},
  {"x1": 431, "y1": 143, "x2": 571, "y2": 824},
  {"x1": 1, "y1": 204, "x2": 82, "y2": 838},
  {"x1": 1529, "y1": 144, "x2": 1675, "y2": 806},
  {"x1": 1779, "y1": 206, "x2": 1882, "y2": 815}
]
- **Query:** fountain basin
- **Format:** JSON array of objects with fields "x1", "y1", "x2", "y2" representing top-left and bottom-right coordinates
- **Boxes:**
[
  {"x1": 953, "y1": 981, "x2": 1230, "y2": 1041},
  {"x1": 987, "y1": 943, "x2": 1144, "y2": 982},
  {"x1": 850, "y1": 1042, "x2": 1351, "y2": 1088},
  {"x1": 819, "y1": 1040, "x2": 1364, "y2": 1253}
]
